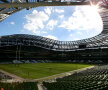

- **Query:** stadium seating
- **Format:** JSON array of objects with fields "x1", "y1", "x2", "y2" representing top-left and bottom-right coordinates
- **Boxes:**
[
  {"x1": 43, "y1": 65, "x2": 108, "y2": 90},
  {"x1": 0, "y1": 82, "x2": 38, "y2": 90},
  {"x1": 0, "y1": 72, "x2": 13, "y2": 80}
]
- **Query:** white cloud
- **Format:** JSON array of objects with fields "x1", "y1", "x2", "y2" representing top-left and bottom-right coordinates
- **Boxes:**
[
  {"x1": 41, "y1": 31, "x2": 47, "y2": 34},
  {"x1": 77, "y1": 32, "x2": 82, "y2": 35},
  {"x1": 73, "y1": 38, "x2": 80, "y2": 41},
  {"x1": 55, "y1": 9, "x2": 64, "y2": 13},
  {"x1": 59, "y1": 6, "x2": 102, "y2": 33},
  {"x1": 24, "y1": 10, "x2": 49, "y2": 35},
  {"x1": 22, "y1": 6, "x2": 102, "y2": 41},
  {"x1": 58, "y1": 15, "x2": 64, "y2": 19},
  {"x1": 10, "y1": 21, "x2": 15, "y2": 25},
  {"x1": 46, "y1": 19, "x2": 58, "y2": 30},
  {"x1": 44, "y1": 7, "x2": 52, "y2": 16},
  {"x1": 44, "y1": 35, "x2": 58, "y2": 40},
  {"x1": 70, "y1": 34, "x2": 73, "y2": 37}
]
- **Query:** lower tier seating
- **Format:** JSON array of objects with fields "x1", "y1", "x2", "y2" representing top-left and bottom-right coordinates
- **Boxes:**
[{"x1": 43, "y1": 65, "x2": 108, "y2": 90}]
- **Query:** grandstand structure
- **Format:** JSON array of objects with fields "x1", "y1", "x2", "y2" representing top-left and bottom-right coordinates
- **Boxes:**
[
  {"x1": 0, "y1": 0, "x2": 108, "y2": 62},
  {"x1": 43, "y1": 65, "x2": 108, "y2": 90}
]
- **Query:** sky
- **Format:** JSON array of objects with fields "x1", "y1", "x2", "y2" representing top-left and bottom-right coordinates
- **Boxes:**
[{"x1": 0, "y1": 6, "x2": 103, "y2": 41}]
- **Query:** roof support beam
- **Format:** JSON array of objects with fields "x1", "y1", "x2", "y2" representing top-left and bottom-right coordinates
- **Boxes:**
[{"x1": 0, "y1": 2, "x2": 90, "y2": 8}]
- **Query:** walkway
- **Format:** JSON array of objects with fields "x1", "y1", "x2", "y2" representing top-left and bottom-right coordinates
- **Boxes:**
[{"x1": 0, "y1": 69, "x2": 25, "y2": 83}]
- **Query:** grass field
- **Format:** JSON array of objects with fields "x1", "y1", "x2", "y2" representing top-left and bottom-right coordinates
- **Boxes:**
[{"x1": 0, "y1": 63, "x2": 93, "y2": 79}]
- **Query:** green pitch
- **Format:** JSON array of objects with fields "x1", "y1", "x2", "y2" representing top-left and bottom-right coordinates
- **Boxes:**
[{"x1": 0, "y1": 63, "x2": 92, "y2": 79}]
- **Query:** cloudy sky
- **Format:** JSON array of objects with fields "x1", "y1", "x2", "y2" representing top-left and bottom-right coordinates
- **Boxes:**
[{"x1": 0, "y1": 6, "x2": 102, "y2": 41}]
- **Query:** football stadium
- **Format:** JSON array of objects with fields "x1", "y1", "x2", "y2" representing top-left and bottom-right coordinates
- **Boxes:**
[{"x1": 0, "y1": 0, "x2": 108, "y2": 90}]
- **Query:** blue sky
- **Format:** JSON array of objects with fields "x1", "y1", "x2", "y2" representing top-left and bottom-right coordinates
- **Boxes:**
[{"x1": 0, "y1": 6, "x2": 102, "y2": 41}]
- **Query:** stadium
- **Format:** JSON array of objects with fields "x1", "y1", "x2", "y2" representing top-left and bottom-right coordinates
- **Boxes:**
[
  {"x1": 0, "y1": 0, "x2": 108, "y2": 90},
  {"x1": 0, "y1": 5, "x2": 108, "y2": 62}
]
